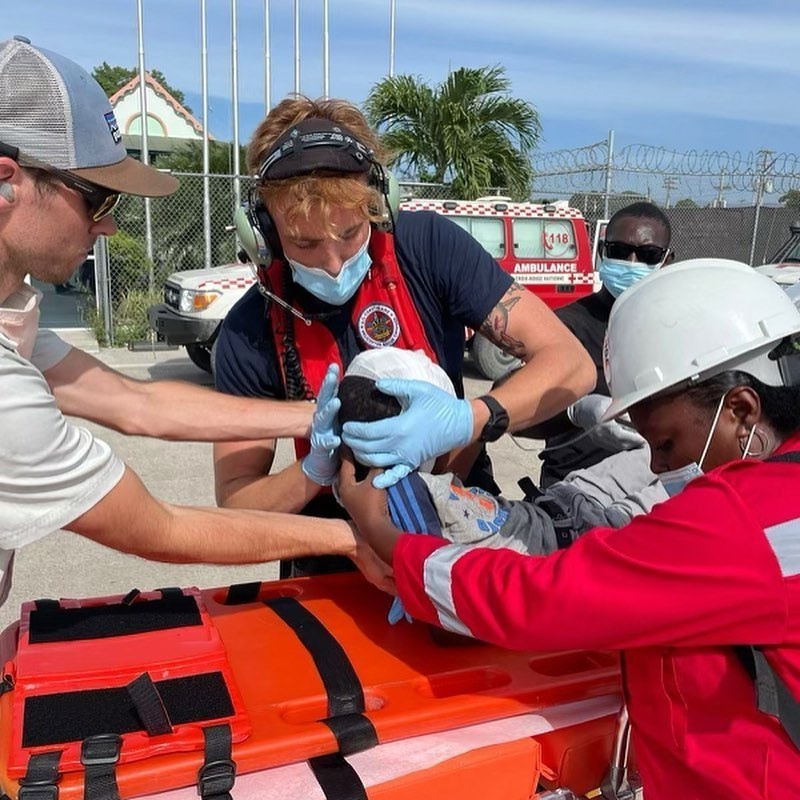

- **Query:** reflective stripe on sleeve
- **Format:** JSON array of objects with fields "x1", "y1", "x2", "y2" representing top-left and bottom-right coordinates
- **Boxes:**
[
  {"x1": 422, "y1": 544, "x2": 475, "y2": 637},
  {"x1": 765, "y1": 519, "x2": 800, "y2": 577}
]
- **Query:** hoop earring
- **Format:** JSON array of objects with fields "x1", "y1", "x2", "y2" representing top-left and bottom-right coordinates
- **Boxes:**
[{"x1": 740, "y1": 426, "x2": 770, "y2": 458}]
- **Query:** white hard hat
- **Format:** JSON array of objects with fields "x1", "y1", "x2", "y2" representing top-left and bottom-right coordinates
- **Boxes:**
[{"x1": 602, "y1": 258, "x2": 800, "y2": 421}]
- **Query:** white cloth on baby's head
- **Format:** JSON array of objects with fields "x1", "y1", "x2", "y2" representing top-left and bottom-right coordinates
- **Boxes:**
[
  {"x1": 345, "y1": 347, "x2": 456, "y2": 397},
  {"x1": 344, "y1": 348, "x2": 455, "y2": 474}
]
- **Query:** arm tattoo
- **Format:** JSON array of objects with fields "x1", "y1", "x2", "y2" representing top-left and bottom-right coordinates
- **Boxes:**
[{"x1": 478, "y1": 282, "x2": 526, "y2": 358}]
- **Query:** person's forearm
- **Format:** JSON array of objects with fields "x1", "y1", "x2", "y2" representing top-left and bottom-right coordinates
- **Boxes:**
[
  {"x1": 360, "y1": 518, "x2": 403, "y2": 564},
  {"x1": 216, "y1": 459, "x2": 320, "y2": 513},
  {"x1": 47, "y1": 350, "x2": 313, "y2": 442},
  {"x1": 130, "y1": 380, "x2": 313, "y2": 441},
  {"x1": 155, "y1": 504, "x2": 357, "y2": 564},
  {"x1": 68, "y1": 467, "x2": 357, "y2": 565},
  {"x1": 469, "y1": 343, "x2": 595, "y2": 437}
]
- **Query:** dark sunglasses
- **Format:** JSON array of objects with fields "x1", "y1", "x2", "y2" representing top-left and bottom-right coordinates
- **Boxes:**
[
  {"x1": 46, "y1": 168, "x2": 121, "y2": 222},
  {"x1": 603, "y1": 240, "x2": 669, "y2": 266},
  {"x1": 0, "y1": 140, "x2": 120, "y2": 222}
]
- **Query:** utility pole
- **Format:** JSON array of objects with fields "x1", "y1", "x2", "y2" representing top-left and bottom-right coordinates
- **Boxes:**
[
  {"x1": 663, "y1": 176, "x2": 680, "y2": 209},
  {"x1": 602, "y1": 130, "x2": 614, "y2": 219},
  {"x1": 749, "y1": 149, "x2": 776, "y2": 266},
  {"x1": 712, "y1": 169, "x2": 730, "y2": 208}
]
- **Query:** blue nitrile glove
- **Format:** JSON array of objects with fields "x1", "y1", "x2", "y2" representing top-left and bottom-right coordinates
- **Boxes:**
[
  {"x1": 388, "y1": 596, "x2": 412, "y2": 625},
  {"x1": 341, "y1": 378, "x2": 473, "y2": 490},
  {"x1": 301, "y1": 364, "x2": 341, "y2": 486}
]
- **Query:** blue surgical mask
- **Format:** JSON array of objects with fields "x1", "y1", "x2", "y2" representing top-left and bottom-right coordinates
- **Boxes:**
[
  {"x1": 659, "y1": 462, "x2": 703, "y2": 498},
  {"x1": 598, "y1": 256, "x2": 659, "y2": 298},
  {"x1": 288, "y1": 230, "x2": 372, "y2": 306},
  {"x1": 657, "y1": 392, "x2": 728, "y2": 497}
]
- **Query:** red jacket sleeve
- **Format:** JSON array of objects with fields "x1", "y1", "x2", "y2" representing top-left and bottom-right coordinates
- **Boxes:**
[{"x1": 393, "y1": 472, "x2": 789, "y2": 652}]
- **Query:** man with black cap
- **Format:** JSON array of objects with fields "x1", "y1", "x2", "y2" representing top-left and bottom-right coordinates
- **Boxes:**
[
  {"x1": 0, "y1": 37, "x2": 390, "y2": 604},
  {"x1": 214, "y1": 95, "x2": 595, "y2": 576}
]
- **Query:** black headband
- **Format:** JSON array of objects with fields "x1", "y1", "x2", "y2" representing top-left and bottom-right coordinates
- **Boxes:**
[{"x1": 258, "y1": 118, "x2": 374, "y2": 182}]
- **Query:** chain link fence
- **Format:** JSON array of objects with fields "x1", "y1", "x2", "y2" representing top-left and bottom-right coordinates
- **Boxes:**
[
  {"x1": 89, "y1": 140, "x2": 800, "y2": 345},
  {"x1": 531, "y1": 137, "x2": 800, "y2": 266}
]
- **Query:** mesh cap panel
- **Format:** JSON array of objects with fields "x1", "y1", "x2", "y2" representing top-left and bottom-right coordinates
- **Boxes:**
[
  {"x1": 0, "y1": 36, "x2": 178, "y2": 196},
  {"x1": 0, "y1": 43, "x2": 74, "y2": 167}
]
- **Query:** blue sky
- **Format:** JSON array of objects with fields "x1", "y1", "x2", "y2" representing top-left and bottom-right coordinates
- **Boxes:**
[{"x1": 7, "y1": 0, "x2": 800, "y2": 161}]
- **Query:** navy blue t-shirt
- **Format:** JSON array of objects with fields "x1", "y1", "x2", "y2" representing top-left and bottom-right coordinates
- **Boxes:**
[{"x1": 214, "y1": 210, "x2": 512, "y2": 400}]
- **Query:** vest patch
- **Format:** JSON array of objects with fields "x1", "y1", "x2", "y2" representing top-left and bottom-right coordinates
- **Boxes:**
[{"x1": 358, "y1": 303, "x2": 401, "y2": 348}]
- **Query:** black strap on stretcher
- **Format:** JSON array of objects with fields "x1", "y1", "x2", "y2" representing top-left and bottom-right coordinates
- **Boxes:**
[
  {"x1": 15, "y1": 724, "x2": 236, "y2": 800},
  {"x1": 265, "y1": 596, "x2": 378, "y2": 799},
  {"x1": 198, "y1": 725, "x2": 236, "y2": 800},
  {"x1": 308, "y1": 753, "x2": 368, "y2": 800},
  {"x1": 17, "y1": 751, "x2": 61, "y2": 800},
  {"x1": 265, "y1": 597, "x2": 378, "y2": 755},
  {"x1": 81, "y1": 734, "x2": 121, "y2": 800}
]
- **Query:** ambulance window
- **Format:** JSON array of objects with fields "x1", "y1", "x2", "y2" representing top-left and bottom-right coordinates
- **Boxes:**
[
  {"x1": 513, "y1": 219, "x2": 577, "y2": 260},
  {"x1": 450, "y1": 216, "x2": 505, "y2": 259}
]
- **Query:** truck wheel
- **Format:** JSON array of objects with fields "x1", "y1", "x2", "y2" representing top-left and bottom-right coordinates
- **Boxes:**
[
  {"x1": 185, "y1": 343, "x2": 213, "y2": 374},
  {"x1": 471, "y1": 334, "x2": 521, "y2": 381}
]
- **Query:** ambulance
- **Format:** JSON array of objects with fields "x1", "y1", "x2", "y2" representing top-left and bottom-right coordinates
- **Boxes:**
[
  {"x1": 399, "y1": 197, "x2": 596, "y2": 378},
  {"x1": 147, "y1": 199, "x2": 595, "y2": 380}
]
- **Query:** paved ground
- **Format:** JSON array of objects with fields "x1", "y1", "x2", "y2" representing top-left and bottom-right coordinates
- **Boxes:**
[{"x1": 0, "y1": 342, "x2": 544, "y2": 631}]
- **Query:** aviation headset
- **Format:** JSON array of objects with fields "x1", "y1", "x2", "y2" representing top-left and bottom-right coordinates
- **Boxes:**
[{"x1": 234, "y1": 117, "x2": 400, "y2": 268}]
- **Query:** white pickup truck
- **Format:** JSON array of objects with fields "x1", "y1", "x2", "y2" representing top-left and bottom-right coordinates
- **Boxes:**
[{"x1": 147, "y1": 263, "x2": 256, "y2": 373}]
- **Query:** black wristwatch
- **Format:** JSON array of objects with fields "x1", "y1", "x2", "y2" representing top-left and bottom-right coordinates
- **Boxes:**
[{"x1": 476, "y1": 395, "x2": 510, "y2": 442}]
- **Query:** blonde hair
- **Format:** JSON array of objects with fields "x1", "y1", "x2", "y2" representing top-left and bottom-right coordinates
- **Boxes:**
[{"x1": 248, "y1": 96, "x2": 387, "y2": 238}]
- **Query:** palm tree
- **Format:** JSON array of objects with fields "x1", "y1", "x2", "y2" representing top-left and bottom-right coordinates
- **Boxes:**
[{"x1": 364, "y1": 65, "x2": 541, "y2": 200}]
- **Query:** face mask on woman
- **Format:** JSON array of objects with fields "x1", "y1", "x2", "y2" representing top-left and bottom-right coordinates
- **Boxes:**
[
  {"x1": 288, "y1": 230, "x2": 372, "y2": 306},
  {"x1": 658, "y1": 392, "x2": 758, "y2": 497}
]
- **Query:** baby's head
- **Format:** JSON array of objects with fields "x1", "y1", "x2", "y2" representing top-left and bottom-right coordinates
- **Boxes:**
[{"x1": 339, "y1": 348, "x2": 455, "y2": 479}]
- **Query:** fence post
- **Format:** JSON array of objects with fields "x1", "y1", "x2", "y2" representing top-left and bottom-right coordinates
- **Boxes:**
[
  {"x1": 94, "y1": 236, "x2": 114, "y2": 346},
  {"x1": 603, "y1": 130, "x2": 615, "y2": 219}
]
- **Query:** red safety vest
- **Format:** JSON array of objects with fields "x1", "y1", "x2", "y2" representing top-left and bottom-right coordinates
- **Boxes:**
[{"x1": 259, "y1": 230, "x2": 437, "y2": 458}]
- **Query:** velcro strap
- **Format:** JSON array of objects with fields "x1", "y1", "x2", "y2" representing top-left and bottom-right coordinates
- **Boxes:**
[
  {"x1": 28, "y1": 592, "x2": 201, "y2": 644},
  {"x1": 23, "y1": 673, "x2": 233, "y2": 748},
  {"x1": 126, "y1": 673, "x2": 173, "y2": 736}
]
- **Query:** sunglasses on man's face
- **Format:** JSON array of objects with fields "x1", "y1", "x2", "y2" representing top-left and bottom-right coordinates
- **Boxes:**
[
  {"x1": 0, "y1": 140, "x2": 120, "y2": 222},
  {"x1": 603, "y1": 240, "x2": 669, "y2": 266},
  {"x1": 46, "y1": 167, "x2": 121, "y2": 222}
]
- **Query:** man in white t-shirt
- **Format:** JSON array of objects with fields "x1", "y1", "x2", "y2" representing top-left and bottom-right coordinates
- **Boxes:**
[{"x1": 0, "y1": 36, "x2": 389, "y2": 603}]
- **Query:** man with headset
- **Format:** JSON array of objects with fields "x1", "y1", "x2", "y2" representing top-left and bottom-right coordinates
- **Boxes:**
[{"x1": 214, "y1": 96, "x2": 596, "y2": 576}]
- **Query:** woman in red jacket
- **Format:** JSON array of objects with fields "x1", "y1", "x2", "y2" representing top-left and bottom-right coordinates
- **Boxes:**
[{"x1": 340, "y1": 258, "x2": 800, "y2": 799}]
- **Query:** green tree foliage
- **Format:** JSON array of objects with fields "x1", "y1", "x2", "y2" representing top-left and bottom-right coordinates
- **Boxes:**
[
  {"x1": 674, "y1": 198, "x2": 699, "y2": 208},
  {"x1": 364, "y1": 65, "x2": 540, "y2": 201},
  {"x1": 779, "y1": 189, "x2": 800, "y2": 209},
  {"x1": 92, "y1": 62, "x2": 193, "y2": 113}
]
